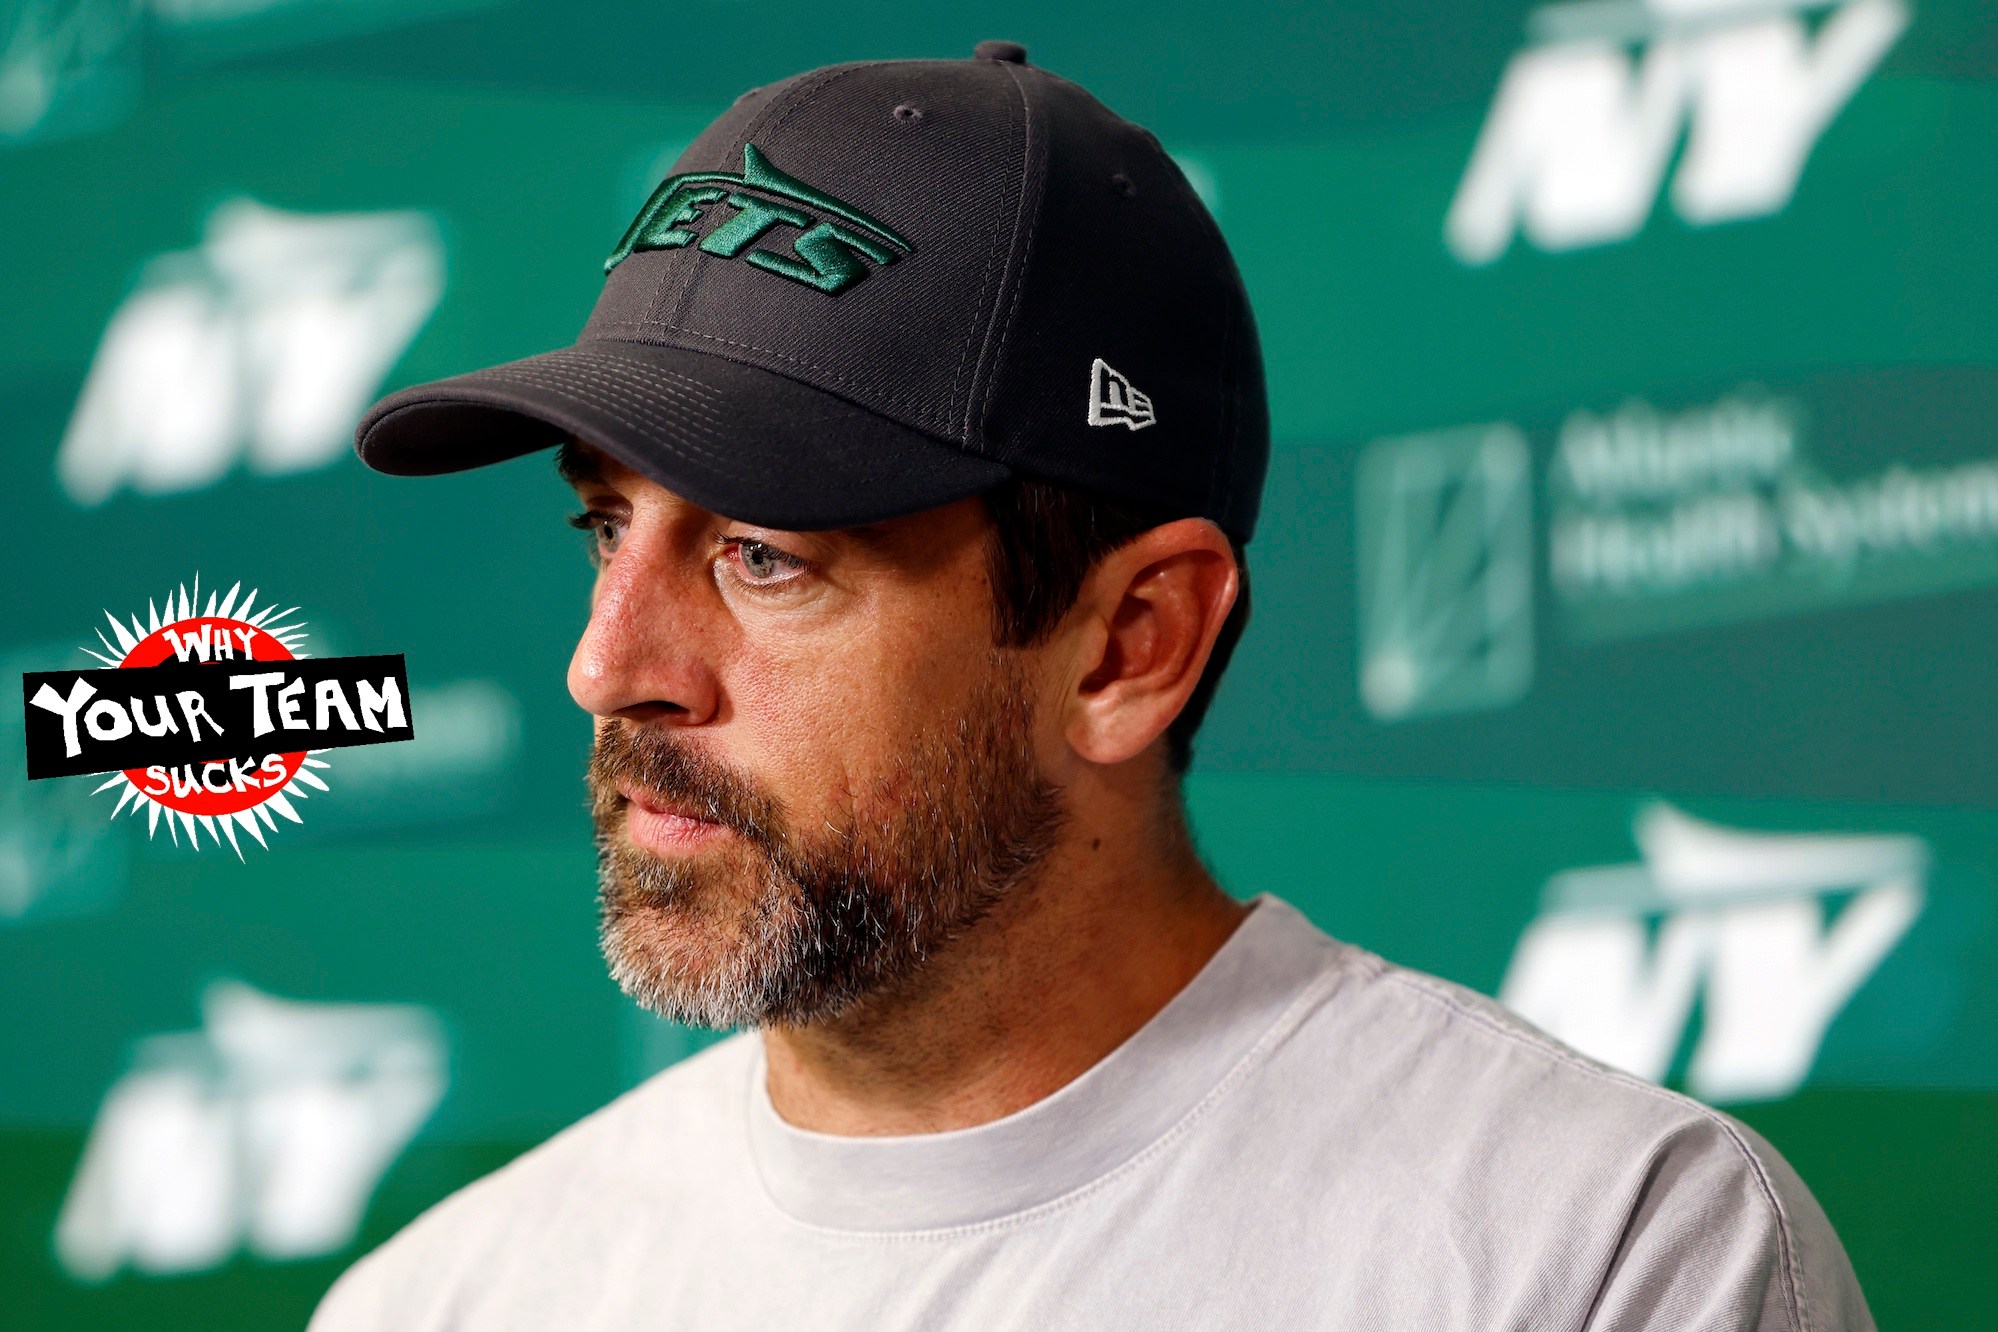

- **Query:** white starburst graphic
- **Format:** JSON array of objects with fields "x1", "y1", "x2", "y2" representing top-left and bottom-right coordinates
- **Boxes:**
[{"x1": 80, "y1": 575, "x2": 332, "y2": 859}]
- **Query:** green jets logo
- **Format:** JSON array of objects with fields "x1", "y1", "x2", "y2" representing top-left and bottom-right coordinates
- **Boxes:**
[{"x1": 605, "y1": 144, "x2": 913, "y2": 295}]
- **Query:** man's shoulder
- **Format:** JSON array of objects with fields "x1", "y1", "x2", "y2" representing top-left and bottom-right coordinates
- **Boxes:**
[
  {"x1": 308, "y1": 1031, "x2": 757, "y2": 1331},
  {"x1": 1330, "y1": 942, "x2": 1735, "y2": 1133},
  {"x1": 1265, "y1": 904, "x2": 1746, "y2": 1144},
  {"x1": 1298, "y1": 934, "x2": 1780, "y2": 1187},
  {"x1": 1269, "y1": 923, "x2": 1870, "y2": 1328}
]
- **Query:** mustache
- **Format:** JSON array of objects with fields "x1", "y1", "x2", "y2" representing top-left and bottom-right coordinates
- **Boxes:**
[{"x1": 587, "y1": 723, "x2": 784, "y2": 846}]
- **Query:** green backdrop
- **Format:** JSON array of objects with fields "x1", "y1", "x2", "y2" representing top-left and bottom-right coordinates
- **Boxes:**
[{"x1": 4, "y1": 0, "x2": 1994, "y2": 1325}]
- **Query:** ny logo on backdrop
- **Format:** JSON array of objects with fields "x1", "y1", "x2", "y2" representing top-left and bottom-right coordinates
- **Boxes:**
[
  {"x1": 1446, "y1": 0, "x2": 1908, "y2": 264},
  {"x1": 1500, "y1": 802, "x2": 1924, "y2": 1102},
  {"x1": 55, "y1": 981, "x2": 446, "y2": 1281},
  {"x1": 58, "y1": 198, "x2": 443, "y2": 506}
]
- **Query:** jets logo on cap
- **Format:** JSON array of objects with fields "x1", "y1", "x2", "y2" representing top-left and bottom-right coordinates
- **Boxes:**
[
  {"x1": 1087, "y1": 358, "x2": 1155, "y2": 431},
  {"x1": 605, "y1": 143, "x2": 913, "y2": 296}
]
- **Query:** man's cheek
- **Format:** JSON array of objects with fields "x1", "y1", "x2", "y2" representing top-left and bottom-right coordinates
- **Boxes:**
[{"x1": 730, "y1": 638, "x2": 894, "y2": 745}]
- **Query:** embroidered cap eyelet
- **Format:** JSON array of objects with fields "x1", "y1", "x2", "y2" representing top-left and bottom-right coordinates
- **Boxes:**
[
  {"x1": 1111, "y1": 172, "x2": 1138, "y2": 198},
  {"x1": 892, "y1": 104, "x2": 923, "y2": 123}
]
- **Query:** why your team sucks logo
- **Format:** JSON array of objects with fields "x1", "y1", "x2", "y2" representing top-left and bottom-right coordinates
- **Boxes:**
[{"x1": 606, "y1": 143, "x2": 913, "y2": 295}]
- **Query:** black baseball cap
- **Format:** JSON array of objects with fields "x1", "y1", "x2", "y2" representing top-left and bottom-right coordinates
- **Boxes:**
[{"x1": 354, "y1": 41, "x2": 1269, "y2": 543}]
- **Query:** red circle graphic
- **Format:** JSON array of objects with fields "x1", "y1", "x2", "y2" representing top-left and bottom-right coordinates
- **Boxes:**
[{"x1": 117, "y1": 616, "x2": 307, "y2": 817}]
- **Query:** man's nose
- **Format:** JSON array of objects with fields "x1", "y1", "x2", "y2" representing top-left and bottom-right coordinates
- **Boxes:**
[{"x1": 567, "y1": 543, "x2": 720, "y2": 726}]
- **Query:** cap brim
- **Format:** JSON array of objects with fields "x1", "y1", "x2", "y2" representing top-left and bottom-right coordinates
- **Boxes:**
[{"x1": 354, "y1": 339, "x2": 1011, "y2": 529}]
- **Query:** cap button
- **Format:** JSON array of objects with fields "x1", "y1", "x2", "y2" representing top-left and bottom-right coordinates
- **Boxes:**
[{"x1": 973, "y1": 40, "x2": 1028, "y2": 64}]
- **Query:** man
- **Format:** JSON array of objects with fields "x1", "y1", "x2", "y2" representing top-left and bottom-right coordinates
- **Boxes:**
[{"x1": 314, "y1": 42, "x2": 1873, "y2": 1331}]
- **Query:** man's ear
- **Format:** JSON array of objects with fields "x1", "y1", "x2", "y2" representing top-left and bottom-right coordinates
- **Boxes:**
[{"x1": 1059, "y1": 519, "x2": 1239, "y2": 766}]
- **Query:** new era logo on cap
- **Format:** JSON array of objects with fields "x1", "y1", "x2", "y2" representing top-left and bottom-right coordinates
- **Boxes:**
[{"x1": 1087, "y1": 358, "x2": 1155, "y2": 431}]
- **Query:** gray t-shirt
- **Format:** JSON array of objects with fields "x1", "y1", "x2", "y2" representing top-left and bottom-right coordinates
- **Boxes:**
[{"x1": 310, "y1": 895, "x2": 1873, "y2": 1330}]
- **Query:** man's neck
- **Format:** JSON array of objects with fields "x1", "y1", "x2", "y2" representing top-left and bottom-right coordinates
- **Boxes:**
[{"x1": 760, "y1": 822, "x2": 1248, "y2": 1137}]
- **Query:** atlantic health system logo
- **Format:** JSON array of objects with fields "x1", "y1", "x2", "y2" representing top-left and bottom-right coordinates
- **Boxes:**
[
  {"x1": 21, "y1": 578, "x2": 414, "y2": 857},
  {"x1": 1356, "y1": 424, "x2": 1535, "y2": 722}
]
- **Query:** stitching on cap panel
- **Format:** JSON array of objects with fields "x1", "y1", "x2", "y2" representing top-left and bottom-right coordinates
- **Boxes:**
[
  {"x1": 566, "y1": 348, "x2": 739, "y2": 408},
  {"x1": 512, "y1": 361, "x2": 850, "y2": 476},
  {"x1": 561, "y1": 357, "x2": 832, "y2": 439},
  {"x1": 483, "y1": 366, "x2": 766, "y2": 480},
  {"x1": 485, "y1": 379, "x2": 745, "y2": 480},
  {"x1": 943, "y1": 62, "x2": 1022, "y2": 445},
  {"x1": 493, "y1": 361, "x2": 733, "y2": 438},
  {"x1": 559, "y1": 349, "x2": 731, "y2": 411},
  {"x1": 568, "y1": 365, "x2": 739, "y2": 428},
  {"x1": 502, "y1": 379, "x2": 766, "y2": 488},
  {"x1": 488, "y1": 365, "x2": 726, "y2": 451},
  {"x1": 582, "y1": 321, "x2": 947, "y2": 418},
  {"x1": 593, "y1": 354, "x2": 926, "y2": 446},
  {"x1": 559, "y1": 350, "x2": 733, "y2": 413},
  {"x1": 492, "y1": 364, "x2": 730, "y2": 453},
  {"x1": 647, "y1": 64, "x2": 852, "y2": 329},
  {"x1": 567, "y1": 346, "x2": 732, "y2": 401},
  {"x1": 564, "y1": 356, "x2": 854, "y2": 437},
  {"x1": 752, "y1": 63, "x2": 866, "y2": 156},
  {"x1": 661, "y1": 64, "x2": 867, "y2": 332},
  {"x1": 975, "y1": 60, "x2": 1043, "y2": 444}
]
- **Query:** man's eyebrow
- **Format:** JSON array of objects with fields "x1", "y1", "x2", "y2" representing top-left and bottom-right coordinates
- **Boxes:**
[
  {"x1": 840, "y1": 523, "x2": 893, "y2": 549},
  {"x1": 555, "y1": 438, "x2": 604, "y2": 488}
]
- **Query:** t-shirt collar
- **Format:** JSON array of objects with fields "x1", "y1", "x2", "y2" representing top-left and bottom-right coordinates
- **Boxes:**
[{"x1": 743, "y1": 893, "x2": 1335, "y2": 1233}]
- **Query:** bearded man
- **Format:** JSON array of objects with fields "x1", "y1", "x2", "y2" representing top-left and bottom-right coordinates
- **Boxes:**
[{"x1": 312, "y1": 42, "x2": 1874, "y2": 1332}]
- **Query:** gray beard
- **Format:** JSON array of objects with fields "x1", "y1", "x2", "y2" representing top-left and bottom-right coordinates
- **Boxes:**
[{"x1": 590, "y1": 655, "x2": 1064, "y2": 1030}]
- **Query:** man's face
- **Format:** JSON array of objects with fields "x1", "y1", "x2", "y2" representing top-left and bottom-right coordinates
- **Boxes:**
[{"x1": 563, "y1": 446, "x2": 1065, "y2": 1030}]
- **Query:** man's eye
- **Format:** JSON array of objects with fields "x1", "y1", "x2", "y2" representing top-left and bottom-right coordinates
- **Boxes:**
[
  {"x1": 720, "y1": 537, "x2": 808, "y2": 586},
  {"x1": 565, "y1": 510, "x2": 624, "y2": 561}
]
